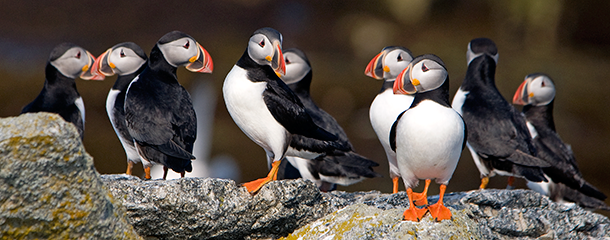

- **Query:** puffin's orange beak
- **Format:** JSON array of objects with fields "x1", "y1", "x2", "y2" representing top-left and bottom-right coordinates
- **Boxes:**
[
  {"x1": 513, "y1": 79, "x2": 529, "y2": 105},
  {"x1": 365, "y1": 51, "x2": 386, "y2": 80},
  {"x1": 186, "y1": 42, "x2": 213, "y2": 73}
]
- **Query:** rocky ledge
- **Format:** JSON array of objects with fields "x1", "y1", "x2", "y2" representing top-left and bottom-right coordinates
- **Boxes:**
[
  {"x1": 102, "y1": 175, "x2": 610, "y2": 239},
  {"x1": 2, "y1": 113, "x2": 609, "y2": 240}
]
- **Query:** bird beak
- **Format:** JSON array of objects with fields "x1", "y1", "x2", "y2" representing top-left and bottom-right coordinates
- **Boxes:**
[
  {"x1": 512, "y1": 78, "x2": 531, "y2": 105},
  {"x1": 364, "y1": 51, "x2": 386, "y2": 80},
  {"x1": 393, "y1": 65, "x2": 417, "y2": 95},
  {"x1": 186, "y1": 42, "x2": 213, "y2": 73},
  {"x1": 80, "y1": 51, "x2": 105, "y2": 81},
  {"x1": 92, "y1": 48, "x2": 116, "y2": 77},
  {"x1": 268, "y1": 41, "x2": 285, "y2": 77}
]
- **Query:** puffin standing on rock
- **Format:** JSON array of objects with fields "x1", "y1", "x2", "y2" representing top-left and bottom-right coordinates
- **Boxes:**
[
  {"x1": 93, "y1": 42, "x2": 151, "y2": 179},
  {"x1": 512, "y1": 73, "x2": 609, "y2": 210},
  {"x1": 451, "y1": 38, "x2": 550, "y2": 189},
  {"x1": 391, "y1": 54, "x2": 465, "y2": 222},
  {"x1": 22, "y1": 43, "x2": 104, "y2": 140},
  {"x1": 222, "y1": 27, "x2": 348, "y2": 193},
  {"x1": 364, "y1": 46, "x2": 414, "y2": 194},
  {"x1": 276, "y1": 48, "x2": 381, "y2": 191},
  {"x1": 124, "y1": 31, "x2": 213, "y2": 180}
]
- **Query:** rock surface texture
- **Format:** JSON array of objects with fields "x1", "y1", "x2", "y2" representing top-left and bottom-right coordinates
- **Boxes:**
[
  {"x1": 0, "y1": 113, "x2": 141, "y2": 239},
  {"x1": 2, "y1": 113, "x2": 609, "y2": 240},
  {"x1": 103, "y1": 175, "x2": 610, "y2": 240}
]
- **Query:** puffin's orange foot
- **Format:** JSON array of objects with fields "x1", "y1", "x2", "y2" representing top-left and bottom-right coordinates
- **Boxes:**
[
  {"x1": 411, "y1": 192, "x2": 429, "y2": 206},
  {"x1": 242, "y1": 177, "x2": 272, "y2": 193},
  {"x1": 403, "y1": 206, "x2": 428, "y2": 222},
  {"x1": 392, "y1": 177, "x2": 400, "y2": 194},
  {"x1": 479, "y1": 176, "x2": 489, "y2": 189},
  {"x1": 144, "y1": 166, "x2": 151, "y2": 180},
  {"x1": 427, "y1": 202, "x2": 452, "y2": 221}
]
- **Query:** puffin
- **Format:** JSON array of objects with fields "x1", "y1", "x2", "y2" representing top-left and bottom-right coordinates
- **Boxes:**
[
  {"x1": 276, "y1": 48, "x2": 381, "y2": 191},
  {"x1": 93, "y1": 42, "x2": 152, "y2": 179},
  {"x1": 512, "y1": 73, "x2": 608, "y2": 210},
  {"x1": 364, "y1": 46, "x2": 415, "y2": 194},
  {"x1": 22, "y1": 42, "x2": 104, "y2": 140},
  {"x1": 222, "y1": 27, "x2": 348, "y2": 193},
  {"x1": 124, "y1": 31, "x2": 213, "y2": 180},
  {"x1": 451, "y1": 38, "x2": 550, "y2": 189},
  {"x1": 390, "y1": 54, "x2": 465, "y2": 221}
]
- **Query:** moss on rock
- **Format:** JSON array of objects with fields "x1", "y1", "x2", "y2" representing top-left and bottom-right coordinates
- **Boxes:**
[{"x1": 0, "y1": 113, "x2": 141, "y2": 239}]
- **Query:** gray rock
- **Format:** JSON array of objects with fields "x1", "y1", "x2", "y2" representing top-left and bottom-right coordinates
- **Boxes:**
[
  {"x1": 102, "y1": 174, "x2": 610, "y2": 240},
  {"x1": 0, "y1": 113, "x2": 141, "y2": 239}
]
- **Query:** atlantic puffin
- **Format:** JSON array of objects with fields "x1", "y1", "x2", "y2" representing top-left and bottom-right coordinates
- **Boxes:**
[
  {"x1": 451, "y1": 38, "x2": 550, "y2": 189},
  {"x1": 513, "y1": 73, "x2": 608, "y2": 210},
  {"x1": 22, "y1": 42, "x2": 104, "y2": 140},
  {"x1": 93, "y1": 42, "x2": 151, "y2": 179},
  {"x1": 124, "y1": 31, "x2": 213, "y2": 180},
  {"x1": 276, "y1": 48, "x2": 381, "y2": 191},
  {"x1": 222, "y1": 27, "x2": 348, "y2": 193},
  {"x1": 391, "y1": 54, "x2": 465, "y2": 221},
  {"x1": 364, "y1": 46, "x2": 414, "y2": 194}
]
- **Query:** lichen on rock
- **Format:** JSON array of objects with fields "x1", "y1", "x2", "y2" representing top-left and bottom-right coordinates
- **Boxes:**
[{"x1": 0, "y1": 113, "x2": 141, "y2": 239}]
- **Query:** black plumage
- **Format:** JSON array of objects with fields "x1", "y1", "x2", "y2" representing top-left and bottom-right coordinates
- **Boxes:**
[{"x1": 455, "y1": 40, "x2": 550, "y2": 185}]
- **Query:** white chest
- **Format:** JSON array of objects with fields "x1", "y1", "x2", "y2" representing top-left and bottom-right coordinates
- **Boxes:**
[
  {"x1": 451, "y1": 88, "x2": 468, "y2": 116},
  {"x1": 369, "y1": 89, "x2": 414, "y2": 147},
  {"x1": 222, "y1": 66, "x2": 288, "y2": 155},
  {"x1": 395, "y1": 100, "x2": 464, "y2": 184}
]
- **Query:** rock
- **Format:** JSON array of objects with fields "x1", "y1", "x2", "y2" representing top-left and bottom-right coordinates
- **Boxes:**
[
  {"x1": 281, "y1": 203, "x2": 483, "y2": 240},
  {"x1": 102, "y1": 174, "x2": 610, "y2": 240},
  {"x1": 0, "y1": 113, "x2": 141, "y2": 239}
]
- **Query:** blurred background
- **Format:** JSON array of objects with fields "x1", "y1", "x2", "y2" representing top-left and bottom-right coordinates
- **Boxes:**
[{"x1": 1, "y1": 0, "x2": 609, "y2": 215}]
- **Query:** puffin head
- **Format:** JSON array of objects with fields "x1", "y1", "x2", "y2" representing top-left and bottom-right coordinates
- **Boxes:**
[
  {"x1": 281, "y1": 48, "x2": 311, "y2": 85},
  {"x1": 93, "y1": 42, "x2": 148, "y2": 77},
  {"x1": 365, "y1": 46, "x2": 413, "y2": 81},
  {"x1": 394, "y1": 54, "x2": 447, "y2": 95},
  {"x1": 247, "y1": 27, "x2": 286, "y2": 77},
  {"x1": 513, "y1": 73, "x2": 556, "y2": 106},
  {"x1": 466, "y1": 38, "x2": 499, "y2": 66},
  {"x1": 156, "y1": 31, "x2": 213, "y2": 73},
  {"x1": 49, "y1": 42, "x2": 104, "y2": 80}
]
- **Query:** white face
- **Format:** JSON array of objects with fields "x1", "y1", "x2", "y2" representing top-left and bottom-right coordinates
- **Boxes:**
[
  {"x1": 50, "y1": 47, "x2": 93, "y2": 79},
  {"x1": 281, "y1": 51, "x2": 310, "y2": 85},
  {"x1": 158, "y1": 37, "x2": 199, "y2": 67},
  {"x1": 466, "y1": 42, "x2": 499, "y2": 65},
  {"x1": 107, "y1": 47, "x2": 147, "y2": 75},
  {"x1": 409, "y1": 59, "x2": 447, "y2": 93},
  {"x1": 248, "y1": 33, "x2": 276, "y2": 66},
  {"x1": 383, "y1": 49, "x2": 412, "y2": 80},
  {"x1": 527, "y1": 75, "x2": 556, "y2": 106}
]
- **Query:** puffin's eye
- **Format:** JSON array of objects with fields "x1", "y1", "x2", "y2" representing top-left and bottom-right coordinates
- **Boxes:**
[
  {"x1": 258, "y1": 39, "x2": 265, "y2": 48},
  {"x1": 397, "y1": 54, "x2": 403, "y2": 61},
  {"x1": 541, "y1": 80, "x2": 546, "y2": 87},
  {"x1": 183, "y1": 41, "x2": 190, "y2": 49},
  {"x1": 421, "y1": 63, "x2": 429, "y2": 72},
  {"x1": 285, "y1": 57, "x2": 291, "y2": 64},
  {"x1": 75, "y1": 51, "x2": 81, "y2": 59},
  {"x1": 120, "y1": 49, "x2": 126, "y2": 58}
]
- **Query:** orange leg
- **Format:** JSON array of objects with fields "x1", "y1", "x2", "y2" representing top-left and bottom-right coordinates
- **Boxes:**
[
  {"x1": 144, "y1": 166, "x2": 151, "y2": 180},
  {"x1": 411, "y1": 179, "x2": 430, "y2": 206},
  {"x1": 126, "y1": 161, "x2": 135, "y2": 176},
  {"x1": 427, "y1": 184, "x2": 452, "y2": 221},
  {"x1": 243, "y1": 160, "x2": 282, "y2": 193},
  {"x1": 506, "y1": 176, "x2": 515, "y2": 190},
  {"x1": 479, "y1": 176, "x2": 489, "y2": 189},
  {"x1": 392, "y1": 177, "x2": 400, "y2": 194},
  {"x1": 403, "y1": 187, "x2": 428, "y2": 222},
  {"x1": 163, "y1": 166, "x2": 169, "y2": 180},
  {"x1": 180, "y1": 172, "x2": 186, "y2": 178}
]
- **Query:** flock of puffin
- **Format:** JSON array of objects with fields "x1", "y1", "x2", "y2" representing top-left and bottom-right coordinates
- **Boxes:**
[{"x1": 19, "y1": 27, "x2": 608, "y2": 222}]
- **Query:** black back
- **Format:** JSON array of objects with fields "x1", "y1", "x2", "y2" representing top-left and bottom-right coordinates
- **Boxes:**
[
  {"x1": 22, "y1": 60, "x2": 84, "y2": 139},
  {"x1": 124, "y1": 44, "x2": 195, "y2": 173},
  {"x1": 460, "y1": 54, "x2": 549, "y2": 181}
]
